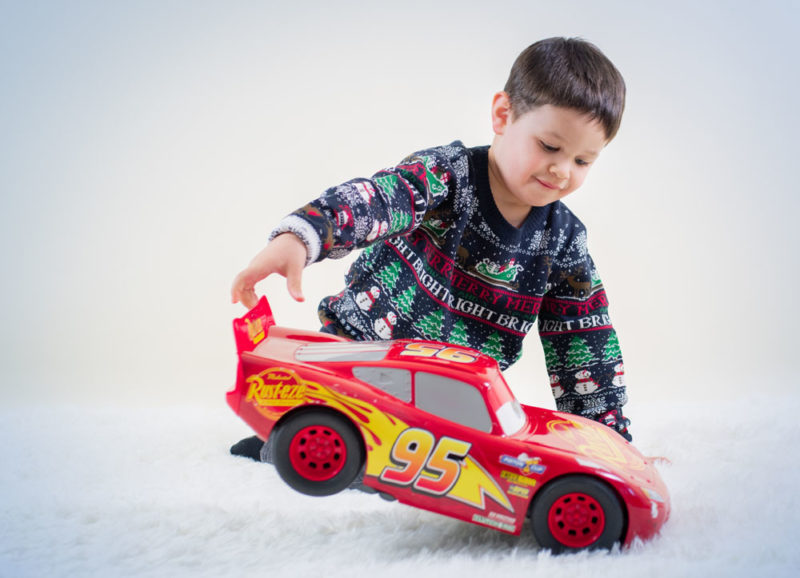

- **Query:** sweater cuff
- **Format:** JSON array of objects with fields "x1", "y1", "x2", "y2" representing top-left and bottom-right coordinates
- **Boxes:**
[{"x1": 268, "y1": 215, "x2": 322, "y2": 266}]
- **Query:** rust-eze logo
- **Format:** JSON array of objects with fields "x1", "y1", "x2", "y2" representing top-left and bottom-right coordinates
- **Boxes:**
[{"x1": 246, "y1": 368, "x2": 307, "y2": 407}]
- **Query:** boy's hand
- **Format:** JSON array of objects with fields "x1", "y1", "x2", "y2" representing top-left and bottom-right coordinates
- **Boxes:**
[
  {"x1": 231, "y1": 233, "x2": 308, "y2": 308},
  {"x1": 598, "y1": 408, "x2": 632, "y2": 442}
]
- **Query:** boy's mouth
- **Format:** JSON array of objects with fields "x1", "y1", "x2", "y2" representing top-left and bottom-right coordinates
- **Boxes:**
[{"x1": 535, "y1": 177, "x2": 559, "y2": 190}]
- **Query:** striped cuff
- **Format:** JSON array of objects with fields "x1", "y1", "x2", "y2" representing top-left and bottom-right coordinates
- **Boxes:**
[{"x1": 268, "y1": 215, "x2": 322, "y2": 266}]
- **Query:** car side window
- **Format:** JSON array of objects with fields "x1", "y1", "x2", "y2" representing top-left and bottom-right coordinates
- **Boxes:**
[
  {"x1": 414, "y1": 372, "x2": 492, "y2": 432},
  {"x1": 352, "y1": 366, "x2": 412, "y2": 402}
]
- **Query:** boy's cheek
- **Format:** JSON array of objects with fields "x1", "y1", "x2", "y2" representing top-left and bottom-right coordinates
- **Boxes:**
[{"x1": 573, "y1": 169, "x2": 593, "y2": 189}]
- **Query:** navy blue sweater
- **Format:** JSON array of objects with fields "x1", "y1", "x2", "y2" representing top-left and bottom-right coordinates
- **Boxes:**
[{"x1": 271, "y1": 142, "x2": 630, "y2": 437}]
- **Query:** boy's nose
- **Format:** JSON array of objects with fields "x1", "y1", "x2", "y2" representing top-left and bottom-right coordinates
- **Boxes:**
[{"x1": 549, "y1": 163, "x2": 568, "y2": 181}]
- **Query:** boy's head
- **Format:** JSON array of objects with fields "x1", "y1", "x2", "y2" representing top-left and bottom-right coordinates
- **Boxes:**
[
  {"x1": 504, "y1": 37, "x2": 625, "y2": 141},
  {"x1": 487, "y1": 38, "x2": 626, "y2": 214}
]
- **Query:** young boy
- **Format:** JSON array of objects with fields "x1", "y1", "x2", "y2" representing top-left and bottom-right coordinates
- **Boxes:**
[{"x1": 231, "y1": 37, "x2": 631, "y2": 460}]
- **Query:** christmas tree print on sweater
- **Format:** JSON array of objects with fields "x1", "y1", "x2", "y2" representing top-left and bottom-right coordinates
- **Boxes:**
[
  {"x1": 542, "y1": 340, "x2": 561, "y2": 370},
  {"x1": 374, "y1": 175, "x2": 398, "y2": 200},
  {"x1": 481, "y1": 332, "x2": 504, "y2": 361},
  {"x1": 417, "y1": 309, "x2": 444, "y2": 341},
  {"x1": 565, "y1": 336, "x2": 595, "y2": 368},
  {"x1": 390, "y1": 209, "x2": 413, "y2": 235},
  {"x1": 450, "y1": 319, "x2": 471, "y2": 348},
  {"x1": 375, "y1": 262, "x2": 402, "y2": 293},
  {"x1": 396, "y1": 286, "x2": 417, "y2": 316},
  {"x1": 603, "y1": 332, "x2": 622, "y2": 362}
]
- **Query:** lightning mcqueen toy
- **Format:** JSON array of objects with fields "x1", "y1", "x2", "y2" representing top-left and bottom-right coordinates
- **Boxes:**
[{"x1": 226, "y1": 297, "x2": 669, "y2": 552}]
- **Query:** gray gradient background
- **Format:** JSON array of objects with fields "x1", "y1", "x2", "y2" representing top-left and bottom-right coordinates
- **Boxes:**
[{"x1": 2, "y1": 0, "x2": 797, "y2": 410}]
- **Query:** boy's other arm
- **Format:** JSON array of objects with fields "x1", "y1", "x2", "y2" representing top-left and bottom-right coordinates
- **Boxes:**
[
  {"x1": 538, "y1": 256, "x2": 631, "y2": 441},
  {"x1": 231, "y1": 233, "x2": 308, "y2": 308}
]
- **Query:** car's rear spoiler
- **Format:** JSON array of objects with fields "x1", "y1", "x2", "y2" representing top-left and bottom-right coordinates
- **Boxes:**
[{"x1": 233, "y1": 296, "x2": 276, "y2": 354}]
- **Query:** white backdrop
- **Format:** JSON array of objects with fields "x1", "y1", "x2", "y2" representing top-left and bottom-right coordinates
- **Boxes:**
[
  {"x1": 2, "y1": 0, "x2": 797, "y2": 411},
  {"x1": 3, "y1": 2, "x2": 800, "y2": 576}
]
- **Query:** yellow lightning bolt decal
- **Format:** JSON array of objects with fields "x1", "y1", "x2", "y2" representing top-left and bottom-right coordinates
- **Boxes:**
[
  {"x1": 302, "y1": 382, "x2": 410, "y2": 477},
  {"x1": 447, "y1": 455, "x2": 514, "y2": 512},
  {"x1": 299, "y1": 382, "x2": 513, "y2": 513},
  {"x1": 548, "y1": 417, "x2": 646, "y2": 470}
]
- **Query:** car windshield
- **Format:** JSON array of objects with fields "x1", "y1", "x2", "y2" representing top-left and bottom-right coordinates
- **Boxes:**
[{"x1": 495, "y1": 399, "x2": 526, "y2": 435}]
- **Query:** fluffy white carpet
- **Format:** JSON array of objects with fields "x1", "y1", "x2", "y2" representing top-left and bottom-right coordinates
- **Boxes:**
[{"x1": 2, "y1": 395, "x2": 799, "y2": 577}]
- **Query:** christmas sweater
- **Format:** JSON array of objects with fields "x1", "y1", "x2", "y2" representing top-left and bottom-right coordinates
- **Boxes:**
[{"x1": 271, "y1": 142, "x2": 629, "y2": 432}]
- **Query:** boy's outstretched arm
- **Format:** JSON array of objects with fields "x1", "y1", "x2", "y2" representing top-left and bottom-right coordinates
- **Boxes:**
[
  {"x1": 270, "y1": 146, "x2": 463, "y2": 267},
  {"x1": 231, "y1": 233, "x2": 308, "y2": 308}
]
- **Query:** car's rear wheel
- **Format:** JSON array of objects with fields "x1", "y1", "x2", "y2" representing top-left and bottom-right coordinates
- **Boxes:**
[
  {"x1": 272, "y1": 411, "x2": 363, "y2": 496},
  {"x1": 531, "y1": 475, "x2": 625, "y2": 553}
]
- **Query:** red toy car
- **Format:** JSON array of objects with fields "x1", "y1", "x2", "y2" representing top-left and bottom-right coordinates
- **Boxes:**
[{"x1": 226, "y1": 297, "x2": 669, "y2": 552}]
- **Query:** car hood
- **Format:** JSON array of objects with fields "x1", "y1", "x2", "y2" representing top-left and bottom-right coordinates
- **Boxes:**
[{"x1": 511, "y1": 405, "x2": 661, "y2": 489}]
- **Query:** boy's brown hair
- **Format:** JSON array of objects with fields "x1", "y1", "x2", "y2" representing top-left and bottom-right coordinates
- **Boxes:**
[{"x1": 504, "y1": 37, "x2": 626, "y2": 141}]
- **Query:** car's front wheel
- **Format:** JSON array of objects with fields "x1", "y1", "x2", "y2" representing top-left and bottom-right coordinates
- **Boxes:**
[
  {"x1": 272, "y1": 410, "x2": 364, "y2": 496},
  {"x1": 530, "y1": 475, "x2": 625, "y2": 553}
]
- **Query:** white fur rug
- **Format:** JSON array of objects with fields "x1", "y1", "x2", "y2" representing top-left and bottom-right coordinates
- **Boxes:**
[{"x1": 2, "y1": 395, "x2": 799, "y2": 577}]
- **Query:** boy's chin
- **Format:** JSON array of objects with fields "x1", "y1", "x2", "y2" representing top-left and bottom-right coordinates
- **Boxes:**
[{"x1": 522, "y1": 196, "x2": 560, "y2": 208}]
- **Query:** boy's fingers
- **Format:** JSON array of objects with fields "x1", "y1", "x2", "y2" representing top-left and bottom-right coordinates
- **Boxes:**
[
  {"x1": 286, "y1": 267, "x2": 305, "y2": 302},
  {"x1": 231, "y1": 234, "x2": 307, "y2": 305},
  {"x1": 241, "y1": 288, "x2": 258, "y2": 309},
  {"x1": 231, "y1": 270, "x2": 248, "y2": 303},
  {"x1": 231, "y1": 272, "x2": 258, "y2": 308}
]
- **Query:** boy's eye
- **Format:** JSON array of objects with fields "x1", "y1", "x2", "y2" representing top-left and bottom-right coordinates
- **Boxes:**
[
  {"x1": 575, "y1": 158, "x2": 590, "y2": 167},
  {"x1": 539, "y1": 141, "x2": 559, "y2": 153}
]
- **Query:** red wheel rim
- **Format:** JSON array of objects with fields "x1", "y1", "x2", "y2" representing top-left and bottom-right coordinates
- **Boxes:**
[
  {"x1": 547, "y1": 492, "x2": 606, "y2": 548},
  {"x1": 288, "y1": 424, "x2": 347, "y2": 481}
]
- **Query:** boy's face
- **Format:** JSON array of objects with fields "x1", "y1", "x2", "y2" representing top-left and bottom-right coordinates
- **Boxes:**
[{"x1": 489, "y1": 94, "x2": 608, "y2": 211}]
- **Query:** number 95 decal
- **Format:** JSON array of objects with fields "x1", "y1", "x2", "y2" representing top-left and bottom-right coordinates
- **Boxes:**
[{"x1": 380, "y1": 428, "x2": 471, "y2": 496}]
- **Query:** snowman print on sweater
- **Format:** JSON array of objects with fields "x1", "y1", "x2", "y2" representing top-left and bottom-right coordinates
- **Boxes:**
[
  {"x1": 374, "y1": 311, "x2": 397, "y2": 339},
  {"x1": 611, "y1": 362, "x2": 625, "y2": 387},
  {"x1": 366, "y1": 220, "x2": 389, "y2": 242},
  {"x1": 356, "y1": 286, "x2": 381, "y2": 312},
  {"x1": 353, "y1": 181, "x2": 376, "y2": 204},
  {"x1": 574, "y1": 369, "x2": 599, "y2": 395},
  {"x1": 550, "y1": 374, "x2": 565, "y2": 399}
]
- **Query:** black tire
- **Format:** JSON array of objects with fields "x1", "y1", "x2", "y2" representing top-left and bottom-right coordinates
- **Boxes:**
[
  {"x1": 272, "y1": 411, "x2": 364, "y2": 496},
  {"x1": 530, "y1": 475, "x2": 625, "y2": 553}
]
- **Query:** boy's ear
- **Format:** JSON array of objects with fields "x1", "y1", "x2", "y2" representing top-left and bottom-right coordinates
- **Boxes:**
[{"x1": 491, "y1": 91, "x2": 512, "y2": 135}]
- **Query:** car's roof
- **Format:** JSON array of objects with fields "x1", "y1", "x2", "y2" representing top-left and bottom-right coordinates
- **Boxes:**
[
  {"x1": 244, "y1": 328, "x2": 523, "y2": 435},
  {"x1": 292, "y1": 338, "x2": 501, "y2": 376},
  {"x1": 249, "y1": 329, "x2": 503, "y2": 382}
]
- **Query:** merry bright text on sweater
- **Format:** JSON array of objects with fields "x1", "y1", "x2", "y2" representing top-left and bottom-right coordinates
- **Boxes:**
[{"x1": 390, "y1": 236, "x2": 540, "y2": 333}]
